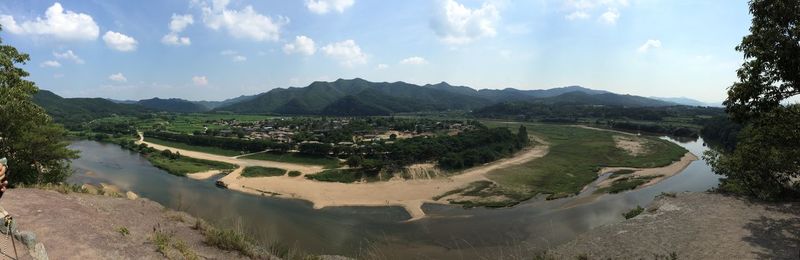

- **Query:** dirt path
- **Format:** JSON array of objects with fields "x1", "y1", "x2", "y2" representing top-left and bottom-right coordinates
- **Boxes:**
[
  {"x1": 553, "y1": 192, "x2": 800, "y2": 259},
  {"x1": 2, "y1": 188, "x2": 247, "y2": 260},
  {"x1": 137, "y1": 133, "x2": 551, "y2": 220}
]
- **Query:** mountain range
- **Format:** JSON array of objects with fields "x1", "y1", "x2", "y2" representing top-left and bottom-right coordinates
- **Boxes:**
[{"x1": 34, "y1": 78, "x2": 717, "y2": 119}]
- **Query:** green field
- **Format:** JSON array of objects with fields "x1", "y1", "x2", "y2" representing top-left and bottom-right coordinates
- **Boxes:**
[
  {"x1": 241, "y1": 166, "x2": 286, "y2": 177},
  {"x1": 148, "y1": 155, "x2": 237, "y2": 176},
  {"x1": 482, "y1": 122, "x2": 687, "y2": 198},
  {"x1": 241, "y1": 152, "x2": 340, "y2": 169},
  {"x1": 145, "y1": 137, "x2": 243, "y2": 157}
]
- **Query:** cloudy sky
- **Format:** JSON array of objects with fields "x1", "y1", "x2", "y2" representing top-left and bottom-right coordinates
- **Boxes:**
[{"x1": 0, "y1": 0, "x2": 750, "y2": 102}]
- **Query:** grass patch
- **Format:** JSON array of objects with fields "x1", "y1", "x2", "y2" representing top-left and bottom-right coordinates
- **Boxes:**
[
  {"x1": 434, "y1": 181, "x2": 534, "y2": 208},
  {"x1": 151, "y1": 227, "x2": 198, "y2": 260},
  {"x1": 241, "y1": 166, "x2": 286, "y2": 178},
  {"x1": 596, "y1": 175, "x2": 660, "y2": 194},
  {"x1": 116, "y1": 226, "x2": 130, "y2": 236},
  {"x1": 305, "y1": 169, "x2": 364, "y2": 183},
  {"x1": 287, "y1": 171, "x2": 301, "y2": 177},
  {"x1": 609, "y1": 169, "x2": 637, "y2": 178},
  {"x1": 484, "y1": 123, "x2": 686, "y2": 199},
  {"x1": 623, "y1": 205, "x2": 645, "y2": 219},
  {"x1": 147, "y1": 154, "x2": 236, "y2": 177},
  {"x1": 241, "y1": 152, "x2": 340, "y2": 169},
  {"x1": 145, "y1": 137, "x2": 242, "y2": 156}
]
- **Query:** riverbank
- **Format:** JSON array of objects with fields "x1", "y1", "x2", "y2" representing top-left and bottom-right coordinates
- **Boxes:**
[{"x1": 552, "y1": 192, "x2": 800, "y2": 259}]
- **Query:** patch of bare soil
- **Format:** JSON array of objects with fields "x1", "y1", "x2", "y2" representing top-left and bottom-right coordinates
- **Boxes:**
[
  {"x1": 553, "y1": 192, "x2": 800, "y2": 259},
  {"x1": 2, "y1": 188, "x2": 249, "y2": 260},
  {"x1": 613, "y1": 135, "x2": 647, "y2": 156}
]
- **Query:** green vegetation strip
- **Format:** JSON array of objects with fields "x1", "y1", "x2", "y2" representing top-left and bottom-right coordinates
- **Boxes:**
[
  {"x1": 148, "y1": 155, "x2": 236, "y2": 177},
  {"x1": 241, "y1": 166, "x2": 286, "y2": 178},
  {"x1": 483, "y1": 123, "x2": 686, "y2": 199},
  {"x1": 596, "y1": 175, "x2": 661, "y2": 194},
  {"x1": 145, "y1": 137, "x2": 242, "y2": 156},
  {"x1": 241, "y1": 152, "x2": 340, "y2": 169}
]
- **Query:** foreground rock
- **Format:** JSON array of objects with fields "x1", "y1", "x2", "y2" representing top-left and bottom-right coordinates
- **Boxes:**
[
  {"x1": 553, "y1": 192, "x2": 799, "y2": 259},
  {"x1": 1, "y1": 188, "x2": 248, "y2": 259}
]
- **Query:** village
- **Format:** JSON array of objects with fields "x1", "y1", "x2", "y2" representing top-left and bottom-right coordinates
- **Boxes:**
[{"x1": 200, "y1": 117, "x2": 478, "y2": 146}]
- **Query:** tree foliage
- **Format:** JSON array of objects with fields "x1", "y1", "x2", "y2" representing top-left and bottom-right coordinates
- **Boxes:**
[
  {"x1": 0, "y1": 27, "x2": 78, "y2": 184},
  {"x1": 709, "y1": 0, "x2": 800, "y2": 200},
  {"x1": 724, "y1": 0, "x2": 800, "y2": 122}
]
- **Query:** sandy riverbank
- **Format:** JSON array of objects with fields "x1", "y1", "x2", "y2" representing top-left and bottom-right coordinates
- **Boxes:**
[{"x1": 596, "y1": 152, "x2": 698, "y2": 189}]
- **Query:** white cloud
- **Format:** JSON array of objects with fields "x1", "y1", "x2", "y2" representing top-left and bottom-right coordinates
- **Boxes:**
[
  {"x1": 53, "y1": 50, "x2": 84, "y2": 64},
  {"x1": 0, "y1": 3, "x2": 99, "y2": 41},
  {"x1": 564, "y1": 0, "x2": 628, "y2": 24},
  {"x1": 162, "y1": 14, "x2": 194, "y2": 46},
  {"x1": 376, "y1": 64, "x2": 389, "y2": 70},
  {"x1": 40, "y1": 60, "x2": 61, "y2": 68},
  {"x1": 109, "y1": 73, "x2": 127, "y2": 82},
  {"x1": 162, "y1": 33, "x2": 191, "y2": 46},
  {"x1": 200, "y1": 0, "x2": 288, "y2": 41},
  {"x1": 305, "y1": 0, "x2": 355, "y2": 14},
  {"x1": 637, "y1": 39, "x2": 662, "y2": 53},
  {"x1": 599, "y1": 8, "x2": 620, "y2": 24},
  {"x1": 283, "y1": 35, "x2": 316, "y2": 55},
  {"x1": 232, "y1": 55, "x2": 247, "y2": 62},
  {"x1": 430, "y1": 0, "x2": 500, "y2": 45},
  {"x1": 169, "y1": 14, "x2": 194, "y2": 32},
  {"x1": 192, "y1": 76, "x2": 208, "y2": 86},
  {"x1": 103, "y1": 31, "x2": 138, "y2": 52},
  {"x1": 321, "y1": 40, "x2": 367, "y2": 67},
  {"x1": 565, "y1": 11, "x2": 589, "y2": 20},
  {"x1": 400, "y1": 56, "x2": 428, "y2": 65}
]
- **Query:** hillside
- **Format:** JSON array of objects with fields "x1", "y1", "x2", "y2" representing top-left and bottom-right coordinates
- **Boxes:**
[
  {"x1": 215, "y1": 78, "x2": 491, "y2": 114},
  {"x1": 215, "y1": 78, "x2": 672, "y2": 115},
  {"x1": 33, "y1": 90, "x2": 151, "y2": 126},
  {"x1": 136, "y1": 98, "x2": 210, "y2": 113}
]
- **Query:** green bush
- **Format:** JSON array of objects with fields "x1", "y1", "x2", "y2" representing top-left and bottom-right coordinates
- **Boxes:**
[
  {"x1": 623, "y1": 205, "x2": 644, "y2": 219},
  {"x1": 241, "y1": 167, "x2": 286, "y2": 178}
]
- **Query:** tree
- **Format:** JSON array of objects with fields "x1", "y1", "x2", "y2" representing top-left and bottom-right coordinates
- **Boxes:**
[
  {"x1": 0, "y1": 26, "x2": 78, "y2": 184},
  {"x1": 724, "y1": 0, "x2": 800, "y2": 122},
  {"x1": 707, "y1": 0, "x2": 800, "y2": 200},
  {"x1": 517, "y1": 125, "x2": 529, "y2": 146},
  {"x1": 346, "y1": 155, "x2": 363, "y2": 168}
]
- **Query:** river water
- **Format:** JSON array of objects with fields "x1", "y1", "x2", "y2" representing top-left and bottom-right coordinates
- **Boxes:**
[{"x1": 66, "y1": 137, "x2": 720, "y2": 259}]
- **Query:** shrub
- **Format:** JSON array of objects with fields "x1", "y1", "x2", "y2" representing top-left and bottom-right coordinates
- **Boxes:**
[{"x1": 623, "y1": 205, "x2": 644, "y2": 219}]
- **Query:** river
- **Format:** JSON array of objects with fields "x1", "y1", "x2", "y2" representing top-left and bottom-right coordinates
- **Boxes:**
[{"x1": 66, "y1": 137, "x2": 720, "y2": 259}]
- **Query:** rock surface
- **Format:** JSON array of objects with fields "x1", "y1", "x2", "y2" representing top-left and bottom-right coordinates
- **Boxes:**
[
  {"x1": 553, "y1": 192, "x2": 800, "y2": 259},
  {"x1": 0, "y1": 188, "x2": 249, "y2": 260}
]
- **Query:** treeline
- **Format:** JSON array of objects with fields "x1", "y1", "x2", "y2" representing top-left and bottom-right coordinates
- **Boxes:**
[
  {"x1": 144, "y1": 131, "x2": 291, "y2": 153},
  {"x1": 699, "y1": 116, "x2": 743, "y2": 151},
  {"x1": 607, "y1": 121, "x2": 698, "y2": 138},
  {"x1": 473, "y1": 102, "x2": 724, "y2": 122}
]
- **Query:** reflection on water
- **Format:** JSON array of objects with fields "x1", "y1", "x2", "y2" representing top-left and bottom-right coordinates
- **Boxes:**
[{"x1": 67, "y1": 137, "x2": 721, "y2": 259}]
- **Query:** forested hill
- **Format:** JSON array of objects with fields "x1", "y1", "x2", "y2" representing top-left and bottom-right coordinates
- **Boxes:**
[
  {"x1": 214, "y1": 78, "x2": 677, "y2": 115},
  {"x1": 33, "y1": 90, "x2": 151, "y2": 127},
  {"x1": 136, "y1": 98, "x2": 210, "y2": 113},
  {"x1": 214, "y1": 78, "x2": 490, "y2": 115}
]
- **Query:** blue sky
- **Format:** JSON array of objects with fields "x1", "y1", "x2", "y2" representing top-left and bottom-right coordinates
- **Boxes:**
[{"x1": 0, "y1": 0, "x2": 750, "y2": 102}]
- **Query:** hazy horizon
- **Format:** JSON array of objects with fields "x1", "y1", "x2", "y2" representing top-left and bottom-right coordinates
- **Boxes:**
[{"x1": 1, "y1": 0, "x2": 749, "y2": 102}]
